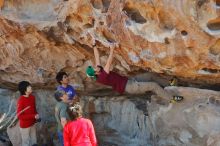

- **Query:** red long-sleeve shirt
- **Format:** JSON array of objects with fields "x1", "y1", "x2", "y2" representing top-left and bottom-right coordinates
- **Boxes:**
[
  {"x1": 17, "y1": 94, "x2": 37, "y2": 128},
  {"x1": 64, "y1": 118, "x2": 97, "y2": 146}
]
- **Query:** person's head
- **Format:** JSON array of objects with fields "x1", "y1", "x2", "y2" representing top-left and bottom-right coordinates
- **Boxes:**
[
  {"x1": 67, "y1": 102, "x2": 82, "y2": 120},
  {"x1": 54, "y1": 90, "x2": 69, "y2": 103},
  {"x1": 56, "y1": 72, "x2": 69, "y2": 85},
  {"x1": 18, "y1": 81, "x2": 32, "y2": 96}
]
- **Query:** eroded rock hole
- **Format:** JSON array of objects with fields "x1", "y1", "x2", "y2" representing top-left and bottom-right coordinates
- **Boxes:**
[
  {"x1": 99, "y1": 21, "x2": 104, "y2": 25},
  {"x1": 101, "y1": 0, "x2": 111, "y2": 12},
  {"x1": 201, "y1": 68, "x2": 220, "y2": 73},
  {"x1": 122, "y1": 7, "x2": 147, "y2": 24},
  {"x1": 67, "y1": 28, "x2": 73, "y2": 33},
  {"x1": 64, "y1": 16, "x2": 71, "y2": 24},
  {"x1": 46, "y1": 27, "x2": 61, "y2": 42},
  {"x1": 57, "y1": 22, "x2": 66, "y2": 31},
  {"x1": 197, "y1": 0, "x2": 207, "y2": 7},
  {"x1": 181, "y1": 30, "x2": 188, "y2": 36},
  {"x1": 83, "y1": 23, "x2": 94, "y2": 29},
  {"x1": 216, "y1": 0, "x2": 220, "y2": 6},
  {"x1": 164, "y1": 24, "x2": 174, "y2": 30},
  {"x1": 90, "y1": 0, "x2": 102, "y2": 9},
  {"x1": 207, "y1": 18, "x2": 220, "y2": 30},
  {"x1": 164, "y1": 37, "x2": 170, "y2": 44}
]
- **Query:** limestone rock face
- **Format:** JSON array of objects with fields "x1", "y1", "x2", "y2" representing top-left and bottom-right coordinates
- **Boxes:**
[
  {"x1": 1, "y1": 87, "x2": 220, "y2": 146},
  {"x1": 82, "y1": 87, "x2": 220, "y2": 146},
  {"x1": 0, "y1": 0, "x2": 220, "y2": 89}
]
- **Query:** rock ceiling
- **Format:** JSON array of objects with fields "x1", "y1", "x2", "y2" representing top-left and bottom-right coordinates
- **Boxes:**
[{"x1": 0, "y1": 0, "x2": 220, "y2": 90}]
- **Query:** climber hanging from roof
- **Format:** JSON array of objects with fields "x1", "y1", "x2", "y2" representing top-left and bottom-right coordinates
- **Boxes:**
[{"x1": 86, "y1": 42, "x2": 183, "y2": 104}]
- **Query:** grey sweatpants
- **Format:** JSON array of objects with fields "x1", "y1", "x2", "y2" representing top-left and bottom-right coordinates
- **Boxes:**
[
  {"x1": 20, "y1": 124, "x2": 37, "y2": 146},
  {"x1": 124, "y1": 78, "x2": 172, "y2": 100}
]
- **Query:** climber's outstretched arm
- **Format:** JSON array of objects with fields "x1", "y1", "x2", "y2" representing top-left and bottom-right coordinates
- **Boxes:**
[
  {"x1": 93, "y1": 45, "x2": 101, "y2": 67},
  {"x1": 104, "y1": 43, "x2": 118, "y2": 74}
]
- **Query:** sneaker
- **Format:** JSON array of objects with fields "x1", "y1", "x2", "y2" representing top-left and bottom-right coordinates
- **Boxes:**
[{"x1": 172, "y1": 95, "x2": 184, "y2": 102}]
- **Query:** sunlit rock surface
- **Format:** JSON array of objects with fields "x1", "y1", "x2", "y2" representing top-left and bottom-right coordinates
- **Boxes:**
[{"x1": 0, "y1": 0, "x2": 220, "y2": 90}]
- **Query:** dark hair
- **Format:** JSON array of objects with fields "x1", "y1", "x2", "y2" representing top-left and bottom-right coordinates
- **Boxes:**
[
  {"x1": 67, "y1": 103, "x2": 82, "y2": 120},
  {"x1": 54, "y1": 90, "x2": 66, "y2": 102},
  {"x1": 95, "y1": 65, "x2": 103, "y2": 74},
  {"x1": 18, "y1": 81, "x2": 31, "y2": 95},
  {"x1": 97, "y1": 65, "x2": 102, "y2": 69},
  {"x1": 56, "y1": 72, "x2": 68, "y2": 84}
]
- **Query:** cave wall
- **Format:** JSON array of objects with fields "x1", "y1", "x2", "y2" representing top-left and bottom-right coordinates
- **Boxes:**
[{"x1": 1, "y1": 87, "x2": 220, "y2": 146}]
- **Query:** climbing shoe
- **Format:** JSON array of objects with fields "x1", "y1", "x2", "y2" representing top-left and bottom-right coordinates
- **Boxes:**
[{"x1": 170, "y1": 95, "x2": 184, "y2": 103}]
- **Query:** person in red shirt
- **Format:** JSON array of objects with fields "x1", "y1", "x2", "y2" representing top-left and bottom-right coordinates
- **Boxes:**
[
  {"x1": 63, "y1": 103, "x2": 97, "y2": 146},
  {"x1": 86, "y1": 44, "x2": 183, "y2": 103},
  {"x1": 17, "y1": 81, "x2": 40, "y2": 146}
]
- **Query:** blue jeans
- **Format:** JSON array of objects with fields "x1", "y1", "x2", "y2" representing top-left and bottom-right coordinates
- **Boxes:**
[{"x1": 57, "y1": 131, "x2": 64, "y2": 146}]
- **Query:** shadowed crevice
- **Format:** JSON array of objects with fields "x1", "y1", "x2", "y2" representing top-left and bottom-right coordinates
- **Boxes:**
[
  {"x1": 207, "y1": 18, "x2": 220, "y2": 30},
  {"x1": 122, "y1": 6, "x2": 147, "y2": 24}
]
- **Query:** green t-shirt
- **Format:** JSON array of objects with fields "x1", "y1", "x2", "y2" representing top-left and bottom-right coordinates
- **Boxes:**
[{"x1": 55, "y1": 101, "x2": 69, "y2": 132}]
